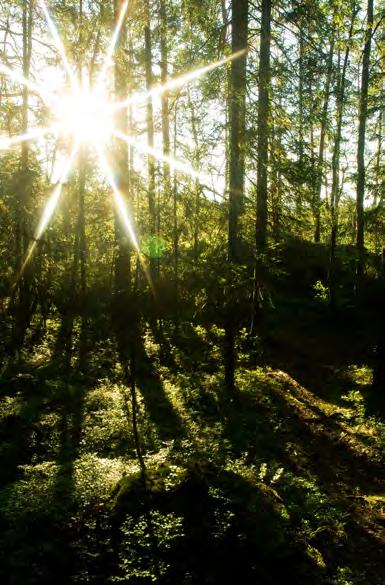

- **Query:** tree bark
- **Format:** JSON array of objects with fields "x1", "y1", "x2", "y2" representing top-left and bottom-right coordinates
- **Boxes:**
[
  {"x1": 114, "y1": 0, "x2": 131, "y2": 298},
  {"x1": 314, "y1": 35, "x2": 334, "y2": 243},
  {"x1": 228, "y1": 0, "x2": 248, "y2": 262},
  {"x1": 225, "y1": 0, "x2": 248, "y2": 395},
  {"x1": 356, "y1": 0, "x2": 374, "y2": 279},
  {"x1": 328, "y1": 8, "x2": 356, "y2": 307},
  {"x1": 255, "y1": 0, "x2": 271, "y2": 250},
  {"x1": 144, "y1": 0, "x2": 156, "y2": 280}
]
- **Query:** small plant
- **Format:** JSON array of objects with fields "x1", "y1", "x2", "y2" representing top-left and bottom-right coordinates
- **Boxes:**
[{"x1": 313, "y1": 279, "x2": 328, "y2": 302}]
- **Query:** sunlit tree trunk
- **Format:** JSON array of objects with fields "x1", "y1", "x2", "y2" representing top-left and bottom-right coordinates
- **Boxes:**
[
  {"x1": 356, "y1": 0, "x2": 374, "y2": 280},
  {"x1": 187, "y1": 89, "x2": 201, "y2": 264},
  {"x1": 159, "y1": 0, "x2": 170, "y2": 200},
  {"x1": 225, "y1": 0, "x2": 248, "y2": 395},
  {"x1": 78, "y1": 0, "x2": 87, "y2": 305},
  {"x1": 13, "y1": 0, "x2": 33, "y2": 351},
  {"x1": 144, "y1": 0, "x2": 156, "y2": 280},
  {"x1": 328, "y1": 9, "x2": 356, "y2": 307},
  {"x1": 255, "y1": 0, "x2": 271, "y2": 251},
  {"x1": 114, "y1": 0, "x2": 131, "y2": 298},
  {"x1": 228, "y1": 0, "x2": 248, "y2": 262},
  {"x1": 314, "y1": 34, "x2": 334, "y2": 243},
  {"x1": 172, "y1": 102, "x2": 179, "y2": 329},
  {"x1": 250, "y1": 0, "x2": 271, "y2": 336}
]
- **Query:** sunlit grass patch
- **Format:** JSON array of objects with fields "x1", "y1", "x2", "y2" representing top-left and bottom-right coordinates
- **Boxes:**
[
  {"x1": 346, "y1": 365, "x2": 372, "y2": 386},
  {"x1": 81, "y1": 381, "x2": 134, "y2": 457}
]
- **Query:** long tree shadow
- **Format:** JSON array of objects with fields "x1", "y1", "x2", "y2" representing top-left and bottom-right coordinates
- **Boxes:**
[
  {"x1": 262, "y1": 303, "x2": 372, "y2": 406},
  {"x1": 0, "y1": 388, "x2": 46, "y2": 487},
  {"x1": 134, "y1": 332, "x2": 185, "y2": 442},
  {"x1": 150, "y1": 320, "x2": 218, "y2": 375},
  {"x1": 222, "y1": 371, "x2": 385, "y2": 583}
]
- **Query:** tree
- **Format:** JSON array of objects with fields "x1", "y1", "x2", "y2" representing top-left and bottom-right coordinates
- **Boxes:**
[
  {"x1": 356, "y1": 0, "x2": 374, "y2": 280},
  {"x1": 225, "y1": 0, "x2": 248, "y2": 395}
]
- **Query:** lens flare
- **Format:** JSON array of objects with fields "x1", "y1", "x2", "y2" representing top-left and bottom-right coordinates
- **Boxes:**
[
  {"x1": 111, "y1": 49, "x2": 248, "y2": 112},
  {"x1": 97, "y1": 149, "x2": 139, "y2": 251},
  {"x1": 38, "y1": 0, "x2": 77, "y2": 88},
  {"x1": 98, "y1": 0, "x2": 129, "y2": 85},
  {"x1": 2, "y1": 1, "x2": 246, "y2": 296},
  {"x1": 18, "y1": 140, "x2": 80, "y2": 280},
  {"x1": 97, "y1": 148, "x2": 155, "y2": 294},
  {"x1": 0, "y1": 125, "x2": 59, "y2": 150},
  {"x1": 0, "y1": 63, "x2": 52, "y2": 104},
  {"x1": 114, "y1": 129, "x2": 209, "y2": 184}
]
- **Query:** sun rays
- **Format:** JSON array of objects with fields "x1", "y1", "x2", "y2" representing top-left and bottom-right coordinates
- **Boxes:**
[{"x1": 0, "y1": 0, "x2": 246, "y2": 284}]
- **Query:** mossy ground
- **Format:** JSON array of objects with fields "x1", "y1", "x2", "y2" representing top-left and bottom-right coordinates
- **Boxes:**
[{"x1": 0, "y1": 293, "x2": 384, "y2": 584}]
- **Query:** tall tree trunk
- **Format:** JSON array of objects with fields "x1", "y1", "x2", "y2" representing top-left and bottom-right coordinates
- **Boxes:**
[
  {"x1": 314, "y1": 35, "x2": 335, "y2": 243},
  {"x1": 114, "y1": 0, "x2": 131, "y2": 299},
  {"x1": 356, "y1": 0, "x2": 374, "y2": 280},
  {"x1": 328, "y1": 8, "x2": 356, "y2": 307},
  {"x1": 13, "y1": 0, "x2": 33, "y2": 352},
  {"x1": 250, "y1": 0, "x2": 271, "y2": 336},
  {"x1": 78, "y1": 0, "x2": 87, "y2": 306},
  {"x1": 188, "y1": 89, "x2": 201, "y2": 264},
  {"x1": 228, "y1": 0, "x2": 248, "y2": 262},
  {"x1": 144, "y1": 0, "x2": 156, "y2": 281},
  {"x1": 159, "y1": 0, "x2": 170, "y2": 198},
  {"x1": 172, "y1": 102, "x2": 179, "y2": 330},
  {"x1": 255, "y1": 0, "x2": 271, "y2": 250},
  {"x1": 225, "y1": 0, "x2": 248, "y2": 395}
]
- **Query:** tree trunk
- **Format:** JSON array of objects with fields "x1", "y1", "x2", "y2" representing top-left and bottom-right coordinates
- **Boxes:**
[
  {"x1": 188, "y1": 89, "x2": 201, "y2": 264},
  {"x1": 228, "y1": 0, "x2": 248, "y2": 262},
  {"x1": 250, "y1": 0, "x2": 271, "y2": 336},
  {"x1": 255, "y1": 0, "x2": 271, "y2": 250},
  {"x1": 159, "y1": 0, "x2": 171, "y2": 198},
  {"x1": 225, "y1": 0, "x2": 248, "y2": 396},
  {"x1": 328, "y1": 9, "x2": 356, "y2": 307},
  {"x1": 314, "y1": 35, "x2": 334, "y2": 243},
  {"x1": 12, "y1": 0, "x2": 33, "y2": 352},
  {"x1": 144, "y1": 0, "x2": 156, "y2": 281},
  {"x1": 114, "y1": 0, "x2": 131, "y2": 299},
  {"x1": 356, "y1": 0, "x2": 374, "y2": 280}
]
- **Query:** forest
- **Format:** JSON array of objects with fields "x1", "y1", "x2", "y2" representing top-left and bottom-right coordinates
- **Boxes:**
[{"x1": 0, "y1": 0, "x2": 384, "y2": 583}]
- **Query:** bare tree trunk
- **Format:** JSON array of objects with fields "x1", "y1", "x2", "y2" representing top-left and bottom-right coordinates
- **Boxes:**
[
  {"x1": 187, "y1": 89, "x2": 201, "y2": 264},
  {"x1": 114, "y1": 0, "x2": 131, "y2": 298},
  {"x1": 250, "y1": 0, "x2": 271, "y2": 336},
  {"x1": 159, "y1": 0, "x2": 170, "y2": 198},
  {"x1": 255, "y1": 0, "x2": 271, "y2": 250},
  {"x1": 144, "y1": 0, "x2": 156, "y2": 281},
  {"x1": 13, "y1": 0, "x2": 33, "y2": 352},
  {"x1": 314, "y1": 35, "x2": 334, "y2": 243},
  {"x1": 172, "y1": 103, "x2": 179, "y2": 330},
  {"x1": 225, "y1": 0, "x2": 248, "y2": 396},
  {"x1": 356, "y1": 0, "x2": 374, "y2": 280},
  {"x1": 328, "y1": 8, "x2": 356, "y2": 307},
  {"x1": 228, "y1": 0, "x2": 248, "y2": 262}
]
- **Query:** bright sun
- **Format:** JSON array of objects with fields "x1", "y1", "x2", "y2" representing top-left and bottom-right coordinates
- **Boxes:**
[
  {"x1": 57, "y1": 87, "x2": 113, "y2": 145},
  {"x1": 0, "y1": 0, "x2": 244, "y2": 283}
]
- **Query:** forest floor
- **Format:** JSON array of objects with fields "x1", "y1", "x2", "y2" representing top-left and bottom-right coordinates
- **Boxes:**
[{"x1": 0, "y1": 300, "x2": 385, "y2": 584}]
